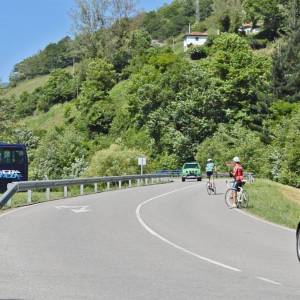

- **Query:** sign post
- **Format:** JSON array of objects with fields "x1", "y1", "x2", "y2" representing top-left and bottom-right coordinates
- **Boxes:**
[{"x1": 138, "y1": 156, "x2": 147, "y2": 175}]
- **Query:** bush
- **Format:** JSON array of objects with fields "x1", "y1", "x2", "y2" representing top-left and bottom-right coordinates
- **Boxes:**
[
  {"x1": 248, "y1": 37, "x2": 268, "y2": 50},
  {"x1": 86, "y1": 144, "x2": 142, "y2": 176},
  {"x1": 188, "y1": 46, "x2": 208, "y2": 60},
  {"x1": 31, "y1": 127, "x2": 88, "y2": 179}
]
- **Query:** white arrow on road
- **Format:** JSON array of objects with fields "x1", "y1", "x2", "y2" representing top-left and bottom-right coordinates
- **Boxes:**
[{"x1": 55, "y1": 205, "x2": 90, "y2": 213}]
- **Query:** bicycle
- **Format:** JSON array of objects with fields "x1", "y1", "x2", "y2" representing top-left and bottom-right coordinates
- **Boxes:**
[
  {"x1": 206, "y1": 178, "x2": 216, "y2": 195},
  {"x1": 225, "y1": 180, "x2": 249, "y2": 209}
]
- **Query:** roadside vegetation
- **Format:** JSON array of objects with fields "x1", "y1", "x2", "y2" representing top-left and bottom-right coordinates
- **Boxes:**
[
  {"x1": 0, "y1": 0, "x2": 300, "y2": 193},
  {"x1": 247, "y1": 179, "x2": 300, "y2": 229}
]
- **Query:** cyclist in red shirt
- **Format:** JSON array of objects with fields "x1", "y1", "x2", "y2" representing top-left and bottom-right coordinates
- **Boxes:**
[{"x1": 231, "y1": 156, "x2": 244, "y2": 208}]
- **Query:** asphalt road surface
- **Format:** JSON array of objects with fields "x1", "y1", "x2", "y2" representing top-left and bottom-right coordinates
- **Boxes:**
[{"x1": 0, "y1": 180, "x2": 299, "y2": 299}]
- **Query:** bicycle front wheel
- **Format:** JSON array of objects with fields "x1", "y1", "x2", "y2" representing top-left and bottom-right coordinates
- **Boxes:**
[
  {"x1": 225, "y1": 188, "x2": 234, "y2": 208},
  {"x1": 240, "y1": 191, "x2": 249, "y2": 208},
  {"x1": 206, "y1": 182, "x2": 212, "y2": 195},
  {"x1": 213, "y1": 182, "x2": 217, "y2": 195}
]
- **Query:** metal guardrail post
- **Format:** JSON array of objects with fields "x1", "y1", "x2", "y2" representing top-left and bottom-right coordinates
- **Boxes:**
[
  {"x1": 119, "y1": 180, "x2": 122, "y2": 189},
  {"x1": 145, "y1": 178, "x2": 148, "y2": 185},
  {"x1": 80, "y1": 184, "x2": 84, "y2": 196},
  {"x1": 7, "y1": 198, "x2": 12, "y2": 208},
  {"x1": 46, "y1": 188, "x2": 50, "y2": 201},
  {"x1": 27, "y1": 190, "x2": 32, "y2": 204},
  {"x1": 129, "y1": 179, "x2": 132, "y2": 188},
  {"x1": 64, "y1": 186, "x2": 68, "y2": 198},
  {"x1": 107, "y1": 182, "x2": 110, "y2": 191},
  {"x1": 94, "y1": 183, "x2": 98, "y2": 193}
]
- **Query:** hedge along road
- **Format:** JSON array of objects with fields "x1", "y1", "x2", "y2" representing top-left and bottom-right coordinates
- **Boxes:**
[{"x1": 0, "y1": 180, "x2": 299, "y2": 299}]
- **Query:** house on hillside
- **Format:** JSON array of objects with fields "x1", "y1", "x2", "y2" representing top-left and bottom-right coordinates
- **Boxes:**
[
  {"x1": 238, "y1": 22, "x2": 261, "y2": 35},
  {"x1": 183, "y1": 32, "x2": 208, "y2": 52}
]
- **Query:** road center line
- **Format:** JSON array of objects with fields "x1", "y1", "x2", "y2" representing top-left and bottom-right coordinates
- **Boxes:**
[
  {"x1": 257, "y1": 276, "x2": 281, "y2": 286},
  {"x1": 136, "y1": 185, "x2": 242, "y2": 273}
]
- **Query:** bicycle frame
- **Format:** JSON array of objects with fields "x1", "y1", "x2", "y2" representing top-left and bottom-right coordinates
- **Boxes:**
[{"x1": 225, "y1": 180, "x2": 248, "y2": 208}]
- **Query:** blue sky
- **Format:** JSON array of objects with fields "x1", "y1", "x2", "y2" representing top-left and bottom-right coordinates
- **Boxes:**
[{"x1": 0, "y1": 0, "x2": 172, "y2": 82}]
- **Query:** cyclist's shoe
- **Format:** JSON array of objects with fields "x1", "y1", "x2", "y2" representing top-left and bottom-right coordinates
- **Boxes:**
[{"x1": 231, "y1": 203, "x2": 237, "y2": 208}]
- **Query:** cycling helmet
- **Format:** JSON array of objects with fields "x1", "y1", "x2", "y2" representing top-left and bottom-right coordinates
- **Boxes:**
[
  {"x1": 233, "y1": 156, "x2": 240, "y2": 163},
  {"x1": 207, "y1": 158, "x2": 213, "y2": 162}
]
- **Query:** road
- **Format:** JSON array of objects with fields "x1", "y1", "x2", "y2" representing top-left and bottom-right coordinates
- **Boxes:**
[{"x1": 0, "y1": 180, "x2": 299, "y2": 299}]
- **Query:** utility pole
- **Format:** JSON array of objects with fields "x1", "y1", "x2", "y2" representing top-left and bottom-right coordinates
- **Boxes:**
[{"x1": 196, "y1": 0, "x2": 200, "y2": 23}]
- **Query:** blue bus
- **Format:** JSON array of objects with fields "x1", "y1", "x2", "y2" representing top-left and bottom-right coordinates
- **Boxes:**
[{"x1": 0, "y1": 143, "x2": 28, "y2": 192}]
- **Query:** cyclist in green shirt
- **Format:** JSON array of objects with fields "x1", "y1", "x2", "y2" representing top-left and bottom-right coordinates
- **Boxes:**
[{"x1": 206, "y1": 159, "x2": 215, "y2": 184}]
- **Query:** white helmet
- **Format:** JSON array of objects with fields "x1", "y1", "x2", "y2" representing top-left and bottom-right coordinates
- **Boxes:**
[
  {"x1": 233, "y1": 156, "x2": 240, "y2": 163},
  {"x1": 207, "y1": 158, "x2": 213, "y2": 162}
]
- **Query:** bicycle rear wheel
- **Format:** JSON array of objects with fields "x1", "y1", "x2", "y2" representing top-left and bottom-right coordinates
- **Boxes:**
[
  {"x1": 240, "y1": 191, "x2": 249, "y2": 208},
  {"x1": 206, "y1": 182, "x2": 212, "y2": 195},
  {"x1": 225, "y1": 188, "x2": 234, "y2": 208}
]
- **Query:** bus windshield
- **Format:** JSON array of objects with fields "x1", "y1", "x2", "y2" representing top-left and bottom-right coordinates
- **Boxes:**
[
  {"x1": 0, "y1": 149, "x2": 26, "y2": 164},
  {"x1": 0, "y1": 144, "x2": 28, "y2": 191}
]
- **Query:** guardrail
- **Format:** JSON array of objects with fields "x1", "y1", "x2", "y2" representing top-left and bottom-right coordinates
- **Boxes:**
[{"x1": 0, "y1": 174, "x2": 173, "y2": 209}]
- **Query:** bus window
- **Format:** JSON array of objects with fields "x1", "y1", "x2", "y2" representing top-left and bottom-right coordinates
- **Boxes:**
[
  {"x1": 3, "y1": 150, "x2": 11, "y2": 164},
  {"x1": 12, "y1": 150, "x2": 25, "y2": 164}
]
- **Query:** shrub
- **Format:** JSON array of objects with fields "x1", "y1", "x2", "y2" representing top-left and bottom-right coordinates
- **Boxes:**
[
  {"x1": 188, "y1": 46, "x2": 208, "y2": 60},
  {"x1": 86, "y1": 144, "x2": 142, "y2": 176}
]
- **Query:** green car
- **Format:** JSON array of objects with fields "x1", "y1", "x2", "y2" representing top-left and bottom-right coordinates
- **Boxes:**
[{"x1": 181, "y1": 162, "x2": 202, "y2": 182}]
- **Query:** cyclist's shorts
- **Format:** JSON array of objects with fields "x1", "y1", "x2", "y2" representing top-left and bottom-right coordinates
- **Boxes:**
[
  {"x1": 232, "y1": 181, "x2": 243, "y2": 191},
  {"x1": 206, "y1": 171, "x2": 213, "y2": 178}
]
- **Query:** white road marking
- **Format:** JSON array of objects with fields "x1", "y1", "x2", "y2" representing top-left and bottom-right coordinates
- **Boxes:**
[
  {"x1": 257, "y1": 276, "x2": 281, "y2": 286},
  {"x1": 55, "y1": 205, "x2": 90, "y2": 213},
  {"x1": 136, "y1": 185, "x2": 242, "y2": 273}
]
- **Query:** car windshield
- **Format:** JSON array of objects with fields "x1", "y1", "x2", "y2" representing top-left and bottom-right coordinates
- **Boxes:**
[{"x1": 183, "y1": 163, "x2": 198, "y2": 169}]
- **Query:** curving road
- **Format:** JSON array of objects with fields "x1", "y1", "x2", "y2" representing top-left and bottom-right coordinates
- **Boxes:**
[{"x1": 0, "y1": 180, "x2": 299, "y2": 299}]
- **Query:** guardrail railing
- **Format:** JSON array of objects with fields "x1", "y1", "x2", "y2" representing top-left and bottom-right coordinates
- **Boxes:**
[{"x1": 0, "y1": 174, "x2": 173, "y2": 209}]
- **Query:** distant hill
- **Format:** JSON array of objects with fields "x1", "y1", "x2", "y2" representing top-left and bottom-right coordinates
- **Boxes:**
[{"x1": 0, "y1": 82, "x2": 9, "y2": 88}]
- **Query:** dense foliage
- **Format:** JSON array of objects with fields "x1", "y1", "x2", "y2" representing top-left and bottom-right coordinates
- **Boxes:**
[
  {"x1": 10, "y1": 37, "x2": 74, "y2": 83},
  {"x1": 142, "y1": 0, "x2": 213, "y2": 40},
  {"x1": 1, "y1": 0, "x2": 300, "y2": 187}
]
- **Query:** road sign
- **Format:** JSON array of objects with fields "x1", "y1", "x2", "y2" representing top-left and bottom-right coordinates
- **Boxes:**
[
  {"x1": 138, "y1": 157, "x2": 146, "y2": 175},
  {"x1": 138, "y1": 157, "x2": 146, "y2": 166}
]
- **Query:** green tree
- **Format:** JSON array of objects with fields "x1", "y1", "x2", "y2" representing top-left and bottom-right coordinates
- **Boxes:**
[
  {"x1": 272, "y1": 27, "x2": 300, "y2": 101},
  {"x1": 76, "y1": 58, "x2": 116, "y2": 134},
  {"x1": 242, "y1": 0, "x2": 288, "y2": 39},
  {"x1": 211, "y1": 0, "x2": 245, "y2": 33},
  {"x1": 37, "y1": 69, "x2": 75, "y2": 111}
]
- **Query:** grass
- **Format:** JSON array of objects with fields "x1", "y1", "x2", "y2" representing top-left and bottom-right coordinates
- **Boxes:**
[
  {"x1": 247, "y1": 179, "x2": 300, "y2": 229},
  {"x1": 17, "y1": 103, "x2": 66, "y2": 132},
  {"x1": 2, "y1": 75, "x2": 50, "y2": 98},
  {"x1": 2, "y1": 66, "x2": 74, "y2": 98},
  {"x1": 109, "y1": 80, "x2": 130, "y2": 111}
]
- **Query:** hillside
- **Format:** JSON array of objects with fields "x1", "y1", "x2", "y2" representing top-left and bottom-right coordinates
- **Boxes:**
[
  {"x1": 3, "y1": 74, "x2": 50, "y2": 98},
  {"x1": 0, "y1": 0, "x2": 299, "y2": 186},
  {"x1": 2, "y1": 66, "x2": 74, "y2": 98}
]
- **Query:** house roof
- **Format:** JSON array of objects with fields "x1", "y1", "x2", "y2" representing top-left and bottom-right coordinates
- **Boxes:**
[{"x1": 184, "y1": 32, "x2": 208, "y2": 38}]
